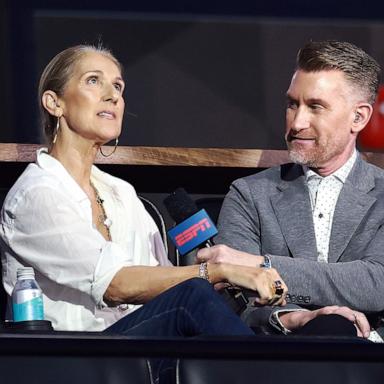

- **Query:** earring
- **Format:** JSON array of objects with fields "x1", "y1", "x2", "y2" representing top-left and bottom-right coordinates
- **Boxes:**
[
  {"x1": 99, "y1": 138, "x2": 119, "y2": 157},
  {"x1": 52, "y1": 116, "x2": 60, "y2": 144}
]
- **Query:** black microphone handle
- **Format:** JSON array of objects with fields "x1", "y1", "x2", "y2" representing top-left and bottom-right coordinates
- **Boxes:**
[
  {"x1": 163, "y1": 188, "x2": 249, "y2": 310},
  {"x1": 204, "y1": 239, "x2": 214, "y2": 248},
  {"x1": 177, "y1": 240, "x2": 213, "y2": 266},
  {"x1": 198, "y1": 238, "x2": 251, "y2": 311},
  {"x1": 168, "y1": 218, "x2": 249, "y2": 311}
]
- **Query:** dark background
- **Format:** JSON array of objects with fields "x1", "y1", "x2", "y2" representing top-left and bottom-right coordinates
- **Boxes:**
[
  {"x1": 2, "y1": 0, "x2": 384, "y2": 149},
  {"x1": 2, "y1": 1, "x2": 384, "y2": 259}
]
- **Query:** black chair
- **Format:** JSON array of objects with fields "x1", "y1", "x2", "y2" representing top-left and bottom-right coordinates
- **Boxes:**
[
  {"x1": 138, "y1": 195, "x2": 168, "y2": 256},
  {"x1": 0, "y1": 266, "x2": 6, "y2": 321},
  {"x1": 0, "y1": 334, "x2": 155, "y2": 384},
  {"x1": 176, "y1": 355, "x2": 384, "y2": 384},
  {"x1": 194, "y1": 196, "x2": 224, "y2": 225}
]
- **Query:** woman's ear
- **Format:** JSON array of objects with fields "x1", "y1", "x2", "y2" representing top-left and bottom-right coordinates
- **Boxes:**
[
  {"x1": 42, "y1": 91, "x2": 62, "y2": 116},
  {"x1": 351, "y1": 103, "x2": 373, "y2": 134}
]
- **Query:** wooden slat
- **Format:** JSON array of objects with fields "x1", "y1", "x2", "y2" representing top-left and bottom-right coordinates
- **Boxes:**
[
  {"x1": 95, "y1": 146, "x2": 291, "y2": 168},
  {"x1": 0, "y1": 143, "x2": 41, "y2": 163},
  {"x1": 0, "y1": 143, "x2": 383, "y2": 169},
  {"x1": 0, "y1": 143, "x2": 290, "y2": 168}
]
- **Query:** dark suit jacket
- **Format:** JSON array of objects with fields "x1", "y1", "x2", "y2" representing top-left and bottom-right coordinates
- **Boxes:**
[{"x1": 217, "y1": 154, "x2": 384, "y2": 320}]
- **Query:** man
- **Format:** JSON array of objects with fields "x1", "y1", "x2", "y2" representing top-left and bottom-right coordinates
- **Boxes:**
[{"x1": 197, "y1": 40, "x2": 384, "y2": 338}]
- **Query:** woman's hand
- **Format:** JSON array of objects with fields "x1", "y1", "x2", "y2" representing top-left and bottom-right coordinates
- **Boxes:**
[
  {"x1": 219, "y1": 263, "x2": 287, "y2": 306},
  {"x1": 198, "y1": 244, "x2": 287, "y2": 306},
  {"x1": 279, "y1": 306, "x2": 371, "y2": 338}
]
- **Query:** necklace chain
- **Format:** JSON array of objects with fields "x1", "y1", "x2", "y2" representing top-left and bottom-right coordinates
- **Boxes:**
[{"x1": 90, "y1": 181, "x2": 111, "y2": 241}]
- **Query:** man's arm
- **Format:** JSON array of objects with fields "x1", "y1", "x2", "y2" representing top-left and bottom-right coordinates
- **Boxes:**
[
  {"x1": 215, "y1": 178, "x2": 263, "y2": 255},
  {"x1": 213, "y1": 179, "x2": 384, "y2": 313},
  {"x1": 269, "y1": 241, "x2": 384, "y2": 312}
]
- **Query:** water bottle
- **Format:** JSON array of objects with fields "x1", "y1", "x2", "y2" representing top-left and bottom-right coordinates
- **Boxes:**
[{"x1": 12, "y1": 267, "x2": 44, "y2": 322}]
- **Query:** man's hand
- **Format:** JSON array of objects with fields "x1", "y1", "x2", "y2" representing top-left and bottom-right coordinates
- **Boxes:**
[
  {"x1": 197, "y1": 244, "x2": 264, "y2": 267},
  {"x1": 279, "y1": 306, "x2": 371, "y2": 338}
]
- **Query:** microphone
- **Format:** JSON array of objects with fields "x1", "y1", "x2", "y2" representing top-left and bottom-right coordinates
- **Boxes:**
[
  {"x1": 164, "y1": 187, "x2": 217, "y2": 256},
  {"x1": 164, "y1": 188, "x2": 248, "y2": 314}
]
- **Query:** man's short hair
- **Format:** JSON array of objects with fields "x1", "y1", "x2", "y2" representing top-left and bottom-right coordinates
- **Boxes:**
[{"x1": 296, "y1": 40, "x2": 381, "y2": 105}]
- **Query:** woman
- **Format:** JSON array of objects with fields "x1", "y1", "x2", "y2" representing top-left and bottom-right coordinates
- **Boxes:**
[{"x1": 0, "y1": 45, "x2": 287, "y2": 337}]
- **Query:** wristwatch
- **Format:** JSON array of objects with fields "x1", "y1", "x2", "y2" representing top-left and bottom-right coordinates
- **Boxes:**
[{"x1": 260, "y1": 254, "x2": 272, "y2": 269}]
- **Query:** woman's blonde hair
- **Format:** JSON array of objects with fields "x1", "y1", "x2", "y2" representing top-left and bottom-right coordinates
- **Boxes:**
[{"x1": 38, "y1": 45, "x2": 122, "y2": 144}]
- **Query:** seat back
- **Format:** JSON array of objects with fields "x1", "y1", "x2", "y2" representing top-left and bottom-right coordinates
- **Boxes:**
[
  {"x1": 0, "y1": 188, "x2": 8, "y2": 321},
  {"x1": 0, "y1": 346, "x2": 154, "y2": 384},
  {"x1": 194, "y1": 196, "x2": 224, "y2": 225},
  {"x1": 138, "y1": 195, "x2": 168, "y2": 256},
  {"x1": 0, "y1": 261, "x2": 7, "y2": 321},
  {"x1": 176, "y1": 358, "x2": 384, "y2": 384}
]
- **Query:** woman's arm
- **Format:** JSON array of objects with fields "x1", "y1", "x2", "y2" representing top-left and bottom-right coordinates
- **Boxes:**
[
  {"x1": 3, "y1": 184, "x2": 286, "y2": 308},
  {"x1": 105, "y1": 263, "x2": 287, "y2": 306}
]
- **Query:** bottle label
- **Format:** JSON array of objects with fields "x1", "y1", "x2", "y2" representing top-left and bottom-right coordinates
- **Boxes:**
[{"x1": 13, "y1": 296, "x2": 44, "y2": 322}]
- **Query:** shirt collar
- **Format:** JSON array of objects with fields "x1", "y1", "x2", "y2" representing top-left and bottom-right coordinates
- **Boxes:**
[
  {"x1": 303, "y1": 149, "x2": 357, "y2": 184},
  {"x1": 35, "y1": 147, "x2": 109, "y2": 202}
]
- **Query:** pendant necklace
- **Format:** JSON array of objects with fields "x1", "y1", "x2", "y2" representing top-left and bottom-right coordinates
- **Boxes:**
[{"x1": 90, "y1": 181, "x2": 112, "y2": 241}]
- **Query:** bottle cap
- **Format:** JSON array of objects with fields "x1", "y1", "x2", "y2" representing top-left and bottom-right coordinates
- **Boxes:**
[{"x1": 16, "y1": 267, "x2": 35, "y2": 280}]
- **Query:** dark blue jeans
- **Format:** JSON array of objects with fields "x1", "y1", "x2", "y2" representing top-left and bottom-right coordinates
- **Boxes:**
[{"x1": 104, "y1": 278, "x2": 253, "y2": 381}]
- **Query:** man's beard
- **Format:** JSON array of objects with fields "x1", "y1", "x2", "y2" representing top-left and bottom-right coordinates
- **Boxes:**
[
  {"x1": 286, "y1": 140, "x2": 327, "y2": 167},
  {"x1": 286, "y1": 135, "x2": 349, "y2": 168},
  {"x1": 288, "y1": 148, "x2": 319, "y2": 167}
]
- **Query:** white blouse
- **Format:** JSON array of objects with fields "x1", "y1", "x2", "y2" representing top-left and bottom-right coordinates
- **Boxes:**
[{"x1": 0, "y1": 149, "x2": 168, "y2": 331}]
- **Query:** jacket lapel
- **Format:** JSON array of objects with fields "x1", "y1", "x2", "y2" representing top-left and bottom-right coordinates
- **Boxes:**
[
  {"x1": 328, "y1": 156, "x2": 377, "y2": 262},
  {"x1": 270, "y1": 164, "x2": 318, "y2": 261}
]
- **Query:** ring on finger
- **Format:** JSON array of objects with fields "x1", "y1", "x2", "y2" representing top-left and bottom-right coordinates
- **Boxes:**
[{"x1": 273, "y1": 280, "x2": 284, "y2": 296}]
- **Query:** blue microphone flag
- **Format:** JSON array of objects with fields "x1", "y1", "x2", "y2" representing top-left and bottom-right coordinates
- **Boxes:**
[{"x1": 167, "y1": 209, "x2": 218, "y2": 255}]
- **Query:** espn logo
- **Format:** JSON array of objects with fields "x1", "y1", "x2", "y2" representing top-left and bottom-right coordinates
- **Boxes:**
[
  {"x1": 175, "y1": 218, "x2": 211, "y2": 246},
  {"x1": 167, "y1": 209, "x2": 218, "y2": 255}
]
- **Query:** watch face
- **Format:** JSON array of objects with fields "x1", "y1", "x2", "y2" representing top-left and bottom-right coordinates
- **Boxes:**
[{"x1": 261, "y1": 255, "x2": 272, "y2": 269}]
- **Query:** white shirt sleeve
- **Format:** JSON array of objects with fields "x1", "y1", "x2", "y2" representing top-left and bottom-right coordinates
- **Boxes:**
[{"x1": 2, "y1": 184, "x2": 131, "y2": 306}]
